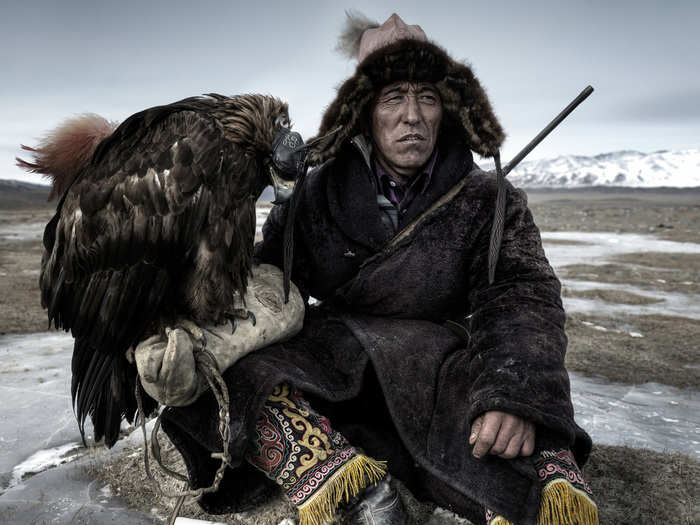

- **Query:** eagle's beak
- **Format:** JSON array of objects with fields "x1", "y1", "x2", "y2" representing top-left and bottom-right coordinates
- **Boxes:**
[{"x1": 268, "y1": 164, "x2": 295, "y2": 204}]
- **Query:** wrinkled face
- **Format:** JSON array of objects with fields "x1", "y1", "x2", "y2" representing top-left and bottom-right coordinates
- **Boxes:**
[{"x1": 371, "y1": 81, "x2": 443, "y2": 180}]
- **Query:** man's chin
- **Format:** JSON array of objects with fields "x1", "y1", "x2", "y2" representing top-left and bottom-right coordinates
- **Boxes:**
[{"x1": 395, "y1": 153, "x2": 432, "y2": 170}]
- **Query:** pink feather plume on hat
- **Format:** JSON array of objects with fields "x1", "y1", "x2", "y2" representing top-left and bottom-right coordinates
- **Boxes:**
[{"x1": 336, "y1": 11, "x2": 428, "y2": 63}]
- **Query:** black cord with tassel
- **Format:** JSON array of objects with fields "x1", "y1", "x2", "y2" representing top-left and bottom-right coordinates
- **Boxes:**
[
  {"x1": 280, "y1": 126, "x2": 342, "y2": 303},
  {"x1": 487, "y1": 151, "x2": 507, "y2": 285},
  {"x1": 486, "y1": 86, "x2": 594, "y2": 284},
  {"x1": 282, "y1": 158, "x2": 307, "y2": 303}
]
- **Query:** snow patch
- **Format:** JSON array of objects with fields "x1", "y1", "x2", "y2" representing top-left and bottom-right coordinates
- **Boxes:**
[
  {"x1": 542, "y1": 231, "x2": 700, "y2": 269},
  {"x1": 256, "y1": 206, "x2": 271, "y2": 234},
  {"x1": 9, "y1": 442, "x2": 82, "y2": 488},
  {"x1": 560, "y1": 279, "x2": 700, "y2": 319}
]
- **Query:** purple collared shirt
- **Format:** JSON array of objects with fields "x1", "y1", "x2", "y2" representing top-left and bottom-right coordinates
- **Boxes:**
[{"x1": 373, "y1": 149, "x2": 439, "y2": 210}]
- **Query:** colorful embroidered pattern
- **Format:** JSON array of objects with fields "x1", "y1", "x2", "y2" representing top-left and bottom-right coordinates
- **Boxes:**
[
  {"x1": 246, "y1": 384, "x2": 386, "y2": 525},
  {"x1": 534, "y1": 449, "x2": 594, "y2": 498},
  {"x1": 247, "y1": 384, "x2": 356, "y2": 499},
  {"x1": 486, "y1": 449, "x2": 598, "y2": 525}
]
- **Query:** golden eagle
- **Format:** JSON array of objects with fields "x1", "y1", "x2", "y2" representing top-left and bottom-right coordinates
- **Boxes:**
[{"x1": 17, "y1": 94, "x2": 300, "y2": 447}]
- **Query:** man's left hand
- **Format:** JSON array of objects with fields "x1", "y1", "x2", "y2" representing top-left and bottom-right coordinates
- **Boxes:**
[{"x1": 469, "y1": 411, "x2": 535, "y2": 459}]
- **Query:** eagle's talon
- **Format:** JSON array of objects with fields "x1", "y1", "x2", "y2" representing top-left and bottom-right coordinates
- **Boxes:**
[
  {"x1": 224, "y1": 308, "x2": 256, "y2": 333},
  {"x1": 178, "y1": 319, "x2": 207, "y2": 348},
  {"x1": 223, "y1": 314, "x2": 237, "y2": 335}
]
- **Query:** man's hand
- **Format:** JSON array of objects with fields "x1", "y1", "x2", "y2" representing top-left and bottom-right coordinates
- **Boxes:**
[{"x1": 469, "y1": 411, "x2": 535, "y2": 459}]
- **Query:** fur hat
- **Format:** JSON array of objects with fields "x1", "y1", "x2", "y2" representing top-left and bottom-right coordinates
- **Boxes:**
[{"x1": 307, "y1": 11, "x2": 505, "y2": 165}]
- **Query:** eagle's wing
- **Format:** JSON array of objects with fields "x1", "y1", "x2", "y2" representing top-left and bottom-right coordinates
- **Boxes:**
[{"x1": 42, "y1": 99, "x2": 259, "y2": 446}]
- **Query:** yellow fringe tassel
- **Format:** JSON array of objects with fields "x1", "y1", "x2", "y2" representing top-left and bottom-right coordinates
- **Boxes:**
[
  {"x1": 296, "y1": 454, "x2": 387, "y2": 525},
  {"x1": 536, "y1": 478, "x2": 599, "y2": 525},
  {"x1": 489, "y1": 478, "x2": 599, "y2": 525},
  {"x1": 490, "y1": 517, "x2": 514, "y2": 525}
]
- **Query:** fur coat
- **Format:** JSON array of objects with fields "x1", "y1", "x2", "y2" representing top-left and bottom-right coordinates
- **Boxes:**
[
  {"x1": 161, "y1": 134, "x2": 592, "y2": 524},
  {"x1": 162, "y1": 31, "x2": 591, "y2": 525}
]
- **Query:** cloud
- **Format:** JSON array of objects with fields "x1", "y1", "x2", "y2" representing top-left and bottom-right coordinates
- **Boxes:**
[{"x1": 615, "y1": 88, "x2": 700, "y2": 123}]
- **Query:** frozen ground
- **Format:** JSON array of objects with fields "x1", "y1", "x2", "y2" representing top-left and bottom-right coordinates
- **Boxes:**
[
  {"x1": 540, "y1": 231, "x2": 700, "y2": 455},
  {"x1": 560, "y1": 280, "x2": 700, "y2": 319},
  {"x1": 1, "y1": 328, "x2": 699, "y2": 522},
  {"x1": 1, "y1": 207, "x2": 272, "y2": 241},
  {"x1": 0, "y1": 451, "x2": 158, "y2": 524},
  {"x1": 0, "y1": 332, "x2": 76, "y2": 490},
  {"x1": 570, "y1": 373, "x2": 700, "y2": 457},
  {"x1": 0, "y1": 332, "x2": 159, "y2": 523},
  {"x1": 1, "y1": 216, "x2": 699, "y2": 523},
  {"x1": 541, "y1": 231, "x2": 700, "y2": 267},
  {"x1": 541, "y1": 231, "x2": 700, "y2": 318},
  {"x1": 0, "y1": 221, "x2": 44, "y2": 242}
]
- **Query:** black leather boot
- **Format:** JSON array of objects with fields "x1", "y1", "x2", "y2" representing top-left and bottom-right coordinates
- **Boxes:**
[{"x1": 344, "y1": 474, "x2": 409, "y2": 524}]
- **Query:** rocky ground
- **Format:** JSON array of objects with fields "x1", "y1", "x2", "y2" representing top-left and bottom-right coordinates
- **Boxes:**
[
  {"x1": 0, "y1": 208, "x2": 54, "y2": 335},
  {"x1": 528, "y1": 187, "x2": 700, "y2": 243},
  {"x1": 1, "y1": 188, "x2": 699, "y2": 524}
]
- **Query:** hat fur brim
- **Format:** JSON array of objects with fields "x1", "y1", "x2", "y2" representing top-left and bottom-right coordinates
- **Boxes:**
[{"x1": 308, "y1": 38, "x2": 505, "y2": 164}]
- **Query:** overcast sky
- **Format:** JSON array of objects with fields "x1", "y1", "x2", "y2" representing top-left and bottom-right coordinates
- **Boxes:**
[{"x1": 1, "y1": 0, "x2": 698, "y2": 184}]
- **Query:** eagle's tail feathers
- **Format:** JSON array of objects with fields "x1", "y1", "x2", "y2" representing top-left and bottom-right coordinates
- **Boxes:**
[
  {"x1": 74, "y1": 343, "x2": 113, "y2": 440},
  {"x1": 71, "y1": 338, "x2": 148, "y2": 448},
  {"x1": 69, "y1": 266, "x2": 167, "y2": 447},
  {"x1": 16, "y1": 113, "x2": 118, "y2": 201}
]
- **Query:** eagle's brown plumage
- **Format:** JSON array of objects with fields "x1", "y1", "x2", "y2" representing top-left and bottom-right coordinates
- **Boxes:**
[{"x1": 19, "y1": 94, "x2": 290, "y2": 447}]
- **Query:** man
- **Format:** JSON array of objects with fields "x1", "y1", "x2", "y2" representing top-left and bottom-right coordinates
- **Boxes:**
[{"x1": 155, "y1": 13, "x2": 597, "y2": 525}]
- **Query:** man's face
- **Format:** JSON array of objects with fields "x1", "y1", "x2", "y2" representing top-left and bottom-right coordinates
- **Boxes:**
[{"x1": 371, "y1": 81, "x2": 443, "y2": 180}]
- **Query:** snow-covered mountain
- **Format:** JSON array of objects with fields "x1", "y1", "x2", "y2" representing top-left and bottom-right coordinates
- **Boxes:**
[
  {"x1": 4, "y1": 148, "x2": 699, "y2": 191},
  {"x1": 506, "y1": 148, "x2": 700, "y2": 188}
]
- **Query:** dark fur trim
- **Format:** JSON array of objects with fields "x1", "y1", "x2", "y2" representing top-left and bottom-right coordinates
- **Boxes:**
[{"x1": 308, "y1": 39, "x2": 505, "y2": 164}]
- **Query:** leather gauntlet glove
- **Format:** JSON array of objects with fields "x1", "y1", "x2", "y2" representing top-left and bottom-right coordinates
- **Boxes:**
[{"x1": 134, "y1": 264, "x2": 305, "y2": 406}]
